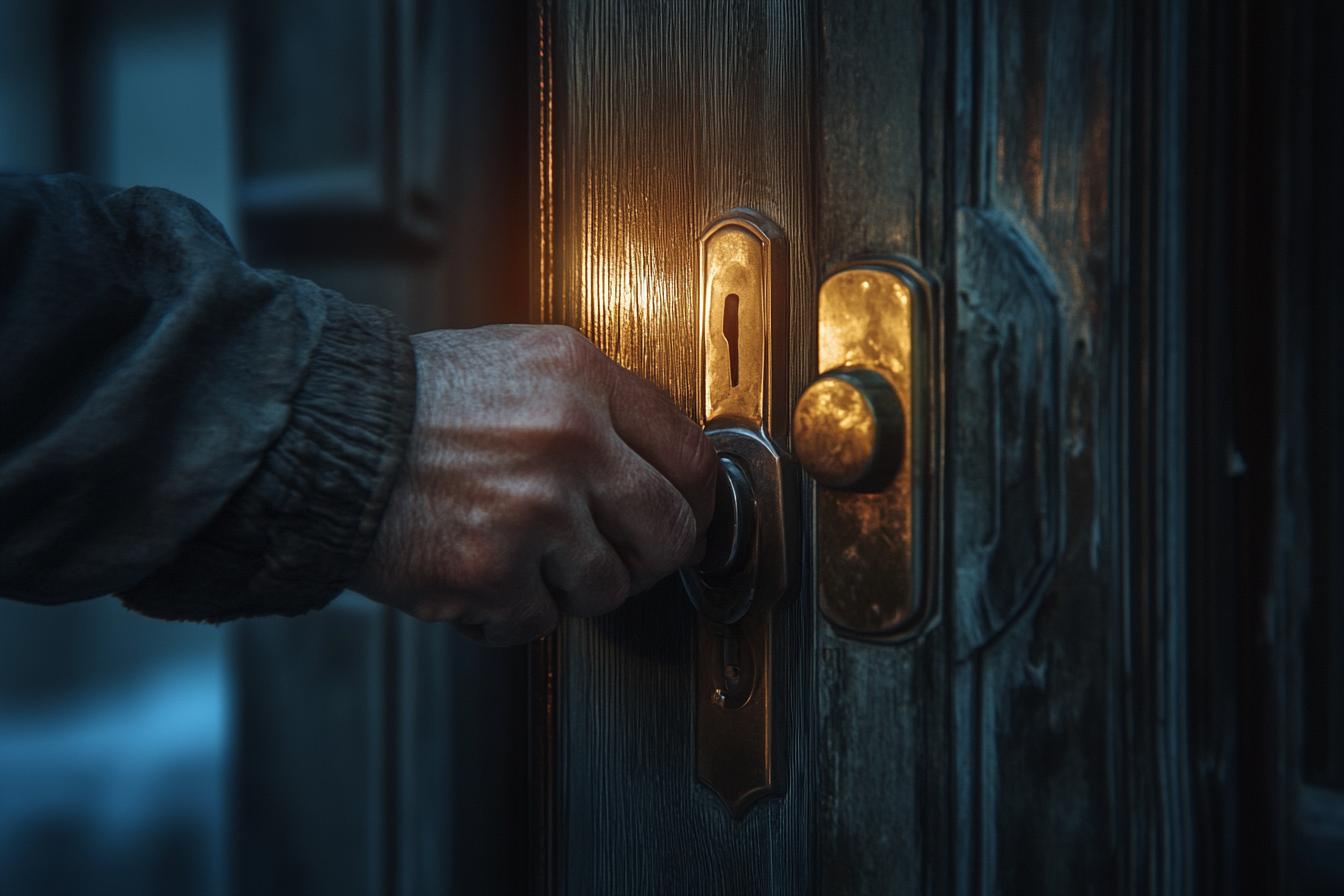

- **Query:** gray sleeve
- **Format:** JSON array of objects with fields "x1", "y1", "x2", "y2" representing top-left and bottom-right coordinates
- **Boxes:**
[{"x1": 0, "y1": 173, "x2": 415, "y2": 621}]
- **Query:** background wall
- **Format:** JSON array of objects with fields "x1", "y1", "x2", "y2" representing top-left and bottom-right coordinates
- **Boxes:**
[
  {"x1": 0, "y1": 1, "x2": 533, "y2": 894},
  {"x1": 0, "y1": 3, "x2": 233, "y2": 894}
]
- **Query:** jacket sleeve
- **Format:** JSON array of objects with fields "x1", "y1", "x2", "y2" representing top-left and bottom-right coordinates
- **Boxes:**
[{"x1": 0, "y1": 173, "x2": 416, "y2": 622}]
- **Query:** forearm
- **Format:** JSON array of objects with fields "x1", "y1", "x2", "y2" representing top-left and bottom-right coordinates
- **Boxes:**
[
  {"x1": 120, "y1": 296, "x2": 415, "y2": 621},
  {"x1": 0, "y1": 173, "x2": 415, "y2": 619}
]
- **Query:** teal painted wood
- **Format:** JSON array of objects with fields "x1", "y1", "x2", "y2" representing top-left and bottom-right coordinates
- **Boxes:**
[{"x1": 813, "y1": 2, "x2": 949, "y2": 893}]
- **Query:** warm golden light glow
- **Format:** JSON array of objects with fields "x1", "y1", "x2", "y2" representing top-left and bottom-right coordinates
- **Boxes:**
[
  {"x1": 702, "y1": 225, "x2": 766, "y2": 425},
  {"x1": 818, "y1": 268, "x2": 913, "y2": 377},
  {"x1": 802, "y1": 263, "x2": 922, "y2": 638}
]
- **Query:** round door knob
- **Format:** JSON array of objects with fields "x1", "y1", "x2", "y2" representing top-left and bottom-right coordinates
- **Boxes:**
[{"x1": 791, "y1": 366, "x2": 905, "y2": 493}]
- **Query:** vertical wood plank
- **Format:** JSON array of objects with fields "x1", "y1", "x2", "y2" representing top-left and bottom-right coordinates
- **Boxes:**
[
  {"x1": 967, "y1": 0, "x2": 1128, "y2": 891},
  {"x1": 813, "y1": 1, "x2": 949, "y2": 894},
  {"x1": 542, "y1": 1, "x2": 818, "y2": 892}
]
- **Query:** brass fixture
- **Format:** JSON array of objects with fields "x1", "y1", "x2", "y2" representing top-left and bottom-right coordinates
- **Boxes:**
[
  {"x1": 794, "y1": 260, "x2": 941, "y2": 643},
  {"x1": 681, "y1": 210, "x2": 798, "y2": 818}
]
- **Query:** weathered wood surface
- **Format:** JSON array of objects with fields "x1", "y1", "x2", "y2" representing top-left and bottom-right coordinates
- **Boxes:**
[
  {"x1": 813, "y1": 2, "x2": 944, "y2": 893},
  {"x1": 538, "y1": 0, "x2": 1191, "y2": 893},
  {"x1": 945, "y1": 1, "x2": 1138, "y2": 893}
]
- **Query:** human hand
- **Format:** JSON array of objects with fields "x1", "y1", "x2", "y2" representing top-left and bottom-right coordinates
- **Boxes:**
[{"x1": 351, "y1": 325, "x2": 717, "y2": 645}]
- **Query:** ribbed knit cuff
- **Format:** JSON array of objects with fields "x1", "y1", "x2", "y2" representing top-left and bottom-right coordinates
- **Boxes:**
[{"x1": 118, "y1": 294, "x2": 416, "y2": 622}]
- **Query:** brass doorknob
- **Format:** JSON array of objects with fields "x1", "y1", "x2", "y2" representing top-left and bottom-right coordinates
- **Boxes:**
[{"x1": 790, "y1": 366, "x2": 905, "y2": 493}]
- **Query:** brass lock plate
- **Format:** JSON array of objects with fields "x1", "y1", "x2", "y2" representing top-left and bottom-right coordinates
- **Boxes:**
[
  {"x1": 810, "y1": 260, "x2": 942, "y2": 642},
  {"x1": 700, "y1": 210, "x2": 790, "y2": 437},
  {"x1": 682, "y1": 210, "x2": 797, "y2": 818}
]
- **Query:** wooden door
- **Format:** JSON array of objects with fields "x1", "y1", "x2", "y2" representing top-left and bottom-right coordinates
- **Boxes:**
[
  {"x1": 528, "y1": 1, "x2": 1193, "y2": 893},
  {"x1": 224, "y1": 1, "x2": 1342, "y2": 892}
]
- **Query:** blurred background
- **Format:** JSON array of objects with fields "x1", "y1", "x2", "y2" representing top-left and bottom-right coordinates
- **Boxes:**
[{"x1": 0, "y1": 1, "x2": 531, "y2": 893}]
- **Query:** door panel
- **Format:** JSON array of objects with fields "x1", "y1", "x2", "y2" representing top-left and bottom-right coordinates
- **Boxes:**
[
  {"x1": 943, "y1": 2, "x2": 1143, "y2": 892},
  {"x1": 535, "y1": 2, "x2": 817, "y2": 891},
  {"x1": 532, "y1": 0, "x2": 1189, "y2": 893},
  {"x1": 812, "y1": 1, "x2": 944, "y2": 892}
]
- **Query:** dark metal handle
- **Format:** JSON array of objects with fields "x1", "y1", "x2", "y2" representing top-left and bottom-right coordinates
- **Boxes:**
[{"x1": 696, "y1": 455, "x2": 756, "y2": 579}]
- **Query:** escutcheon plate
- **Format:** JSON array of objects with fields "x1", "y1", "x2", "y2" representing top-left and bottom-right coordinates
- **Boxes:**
[
  {"x1": 812, "y1": 260, "x2": 942, "y2": 643},
  {"x1": 683, "y1": 210, "x2": 797, "y2": 818}
]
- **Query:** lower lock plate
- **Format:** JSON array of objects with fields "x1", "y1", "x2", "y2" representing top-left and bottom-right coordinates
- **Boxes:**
[{"x1": 680, "y1": 424, "x2": 798, "y2": 818}]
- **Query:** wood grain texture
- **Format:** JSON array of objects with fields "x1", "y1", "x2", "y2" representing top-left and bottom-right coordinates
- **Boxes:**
[
  {"x1": 543, "y1": 1, "x2": 817, "y2": 892},
  {"x1": 948, "y1": 0, "x2": 1193, "y2": 892},
  {"x1": 817, "y1": 0, "x2": 1190, "y2": 893},
  {"x1": 951, "y1": 0, "x2": 1135, "y2": 892},
  {"x1": 538, "y1": 0, "x2": 1194, "y2": 893},
  {"x1": 813, "y1": 1, "x2": 949, "y2": 894}
]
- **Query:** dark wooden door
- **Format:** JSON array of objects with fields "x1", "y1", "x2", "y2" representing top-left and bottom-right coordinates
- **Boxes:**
[
  {"x1": 225, "y1": 1, "x2": 1343, "y2": 893},
  {"x1": 528, "y1": 1, "x2": 1193, "y2": 892}
]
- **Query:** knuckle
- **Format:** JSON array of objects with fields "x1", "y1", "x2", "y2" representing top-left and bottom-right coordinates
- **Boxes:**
[
  {"x1": 662, "y1": 496, "x2": 699, "y2": 567},
  {"x1": 553, "y1": 551, "x2": 630, "y2": 618},
  {"x1": 548, "y1": 397, "x2": 603, "y2": 449},
  {"x1": 522, "y1": 478, "x2": 573, "y2": 526},
  {"x1": 630, "y1": 489, "x2": 697, "y2": 582},
  {"x1": 536, "y1": 325, "x2": 600, "y2": 371},
  {"x1": 521, "y1": 385, "x2": 604, "y2": 458},
  {"x1": 585, "y1": 557, "x2": 631, "y2": 615},
  {"x1": 451, "y1": 538, "x2": 515, "y2": 594}
]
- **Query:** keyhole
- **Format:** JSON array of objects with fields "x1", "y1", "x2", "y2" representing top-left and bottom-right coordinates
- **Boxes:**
[
  {"x1": 723, "y1": 293, "x2": 740, "y2": 387},
  {"x1": 722, "y1": 634, "x2": 741, "y2": 694}
]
